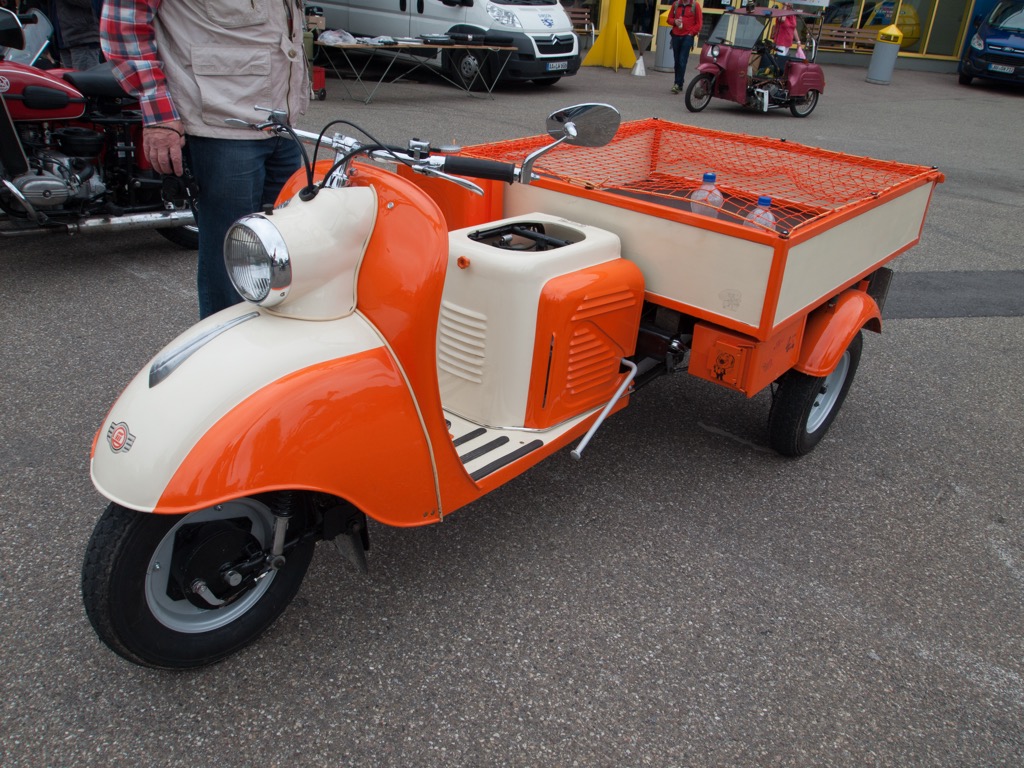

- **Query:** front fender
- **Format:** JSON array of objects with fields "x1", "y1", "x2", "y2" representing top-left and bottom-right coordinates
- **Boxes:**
[
  {"x1": 91, "y1": 305, "x2": 438, "y2": 525},
  {"x1": 795, "y1": 289, "x2": 880, "y2": 377}
]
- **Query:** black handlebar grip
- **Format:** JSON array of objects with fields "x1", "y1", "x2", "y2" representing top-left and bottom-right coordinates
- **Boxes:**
[{"x1": 442, "y1": 156, "x2": 517, "y2": 184}]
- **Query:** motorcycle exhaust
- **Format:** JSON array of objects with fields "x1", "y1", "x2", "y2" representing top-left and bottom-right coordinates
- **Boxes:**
[
  {"x1": 0, "y1": 205, "x2": 195, "y2": 238},
  {"x1": 2, "y1": 178, "x2": 195, "y2": 237}
]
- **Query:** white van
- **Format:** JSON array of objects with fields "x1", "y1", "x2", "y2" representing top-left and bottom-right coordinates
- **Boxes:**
[{"x1": 315, "y1": 0, "x2": 581, "y2": 86}]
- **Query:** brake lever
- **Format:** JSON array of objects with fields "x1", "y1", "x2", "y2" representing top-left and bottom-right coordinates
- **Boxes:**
[{"x1": 412, "y1": 163, "x2": 485, "y2": 196}]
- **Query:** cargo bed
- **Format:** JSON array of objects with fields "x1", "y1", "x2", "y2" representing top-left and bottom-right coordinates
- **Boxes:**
[{"x1": 450, "y1": 119, "x2": 944, "y2": 341}]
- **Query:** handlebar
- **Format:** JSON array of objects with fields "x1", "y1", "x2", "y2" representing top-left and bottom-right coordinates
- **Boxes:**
[{"x1": 436, "y1": 156, "x2": 518, "y2": 185}]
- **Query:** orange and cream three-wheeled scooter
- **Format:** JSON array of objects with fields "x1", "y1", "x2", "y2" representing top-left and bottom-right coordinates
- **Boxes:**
[{"x1": 83, "y1": 104, "x2": 943, "y2": 669}]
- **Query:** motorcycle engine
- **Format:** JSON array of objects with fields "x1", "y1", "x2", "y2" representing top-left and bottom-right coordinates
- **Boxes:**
[{"x1": 9, "y1": 150, "x2": 106, "y2": 210}]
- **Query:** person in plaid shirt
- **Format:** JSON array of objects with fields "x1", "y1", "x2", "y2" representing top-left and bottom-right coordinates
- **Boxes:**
[{"x1": 101, "y1": 0, "x2": 309, "y2": 318}]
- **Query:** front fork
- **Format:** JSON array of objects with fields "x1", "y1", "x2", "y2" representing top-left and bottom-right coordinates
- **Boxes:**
[{"x1": 189, "y1": 493, "x2": 297, "y2": 608}]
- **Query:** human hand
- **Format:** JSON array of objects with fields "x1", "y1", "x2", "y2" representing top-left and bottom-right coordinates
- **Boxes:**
[{"x1": 144, "y1": 121, "x2": 185, "y2": 176}]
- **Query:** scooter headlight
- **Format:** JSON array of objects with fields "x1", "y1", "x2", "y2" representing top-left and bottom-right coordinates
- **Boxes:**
[
  {"x1": 224, "y1": 215, "x2": 291, "y2": 307},
  {"x1": 711, "y1": 44, "x2": 720, "y2": 59}
]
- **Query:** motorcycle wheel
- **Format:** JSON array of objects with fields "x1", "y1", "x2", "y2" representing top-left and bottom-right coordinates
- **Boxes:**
[
  {"x1": 789, "y1": 89, "x2": 819, "y2": 118},
  {"x1": 157, "y1": 224, "x2": 199, "y2": 250},
  {"x1": 768, "y1": 332, "x2": 862, "y2": 457},
  {"x1": 684, "y1": 74, "x2": 714, "y2": 113},
  {"x1": 81, "y1": 496, "x2": 315, "y2": 669}
]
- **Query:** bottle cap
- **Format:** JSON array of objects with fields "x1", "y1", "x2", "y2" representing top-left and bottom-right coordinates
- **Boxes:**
[
  {"x1": 702, "y1": 172, "x2": 716, "y2": 182},
  {"x1": 757, "y1": 196, "x2": 772, "y2": 207}
]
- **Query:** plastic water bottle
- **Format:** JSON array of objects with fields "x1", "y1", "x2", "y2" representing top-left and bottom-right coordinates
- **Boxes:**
[
  {"x1": 689, "y1": 172, "x2": 724, "y2": 219},
  {"x1": 744, "y1": 196, "x2": 777, "y2": 231}
]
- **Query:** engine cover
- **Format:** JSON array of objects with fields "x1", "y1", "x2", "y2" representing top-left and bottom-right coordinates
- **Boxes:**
[{"x1": 11, "y1": 169, "x2": 72, "y2": 207}]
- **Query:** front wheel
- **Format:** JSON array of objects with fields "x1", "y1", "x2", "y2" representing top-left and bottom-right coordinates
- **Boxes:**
[
  {"x1": 789, "y1": 89, "x2": 819, "y2": 117},
  {"x1": 447, "y1": 49, "x2": 490, "y2": 92},
  {"x1": 82, "y1": 496, "x2": 315, "y2": 669},
  {"x1": 768, "y1": 331, "x2": 863, "y2": 457},
  {"x1": 685, "y1": 73, "x2": 714, "y2": 112}
]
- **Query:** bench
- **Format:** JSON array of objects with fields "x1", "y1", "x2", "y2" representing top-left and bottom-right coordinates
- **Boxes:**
[
  {"x1": 818, "y1": 24, "x2": 878, "y2": 51},
  {"x1": 567, "y1": 7, "x2": 596, "y2": 49}
]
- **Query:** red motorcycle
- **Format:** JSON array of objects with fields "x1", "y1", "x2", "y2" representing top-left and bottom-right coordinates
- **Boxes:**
[
  {"x1": 0, "y1": 8, "x2": 197, "y2": 247},
  {"x1": 685, "y1": 5, "x2": 825, "y2": 118}
]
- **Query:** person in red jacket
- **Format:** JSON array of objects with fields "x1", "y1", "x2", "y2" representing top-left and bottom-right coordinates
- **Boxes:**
[{"x1": 667, "y1": 0, "x2": 702, "y2": 94}]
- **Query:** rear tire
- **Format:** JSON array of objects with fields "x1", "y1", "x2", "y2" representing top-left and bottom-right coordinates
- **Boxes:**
[
  {"x1": 768, "y1": 331, "x2": 862, "y2": 457},
  {"x1": 685, "y1": 73, "x2": 714, "y2": 112},
  {"x1": 157, "y1": 223, "x2": 199, "y2": 250},
  {"x1": 789, "y1": 89, "x2": 819, "y2": 117},
  {"x1": 82, "y1": 497, "x2": 314, "y2": 669}
]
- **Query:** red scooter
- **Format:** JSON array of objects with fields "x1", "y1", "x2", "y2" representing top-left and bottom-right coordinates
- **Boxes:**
[
  {"x1": 0, "y1": 8, "x2": 197, "y2": 247},
  {"x1": 685, "y1": 5, "x2": 825, "y2": 118}
]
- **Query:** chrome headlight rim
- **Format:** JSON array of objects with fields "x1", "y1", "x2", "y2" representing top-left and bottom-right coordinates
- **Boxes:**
[{"x1": 224, "y1": 215, "x2": 292, "y2": 307}]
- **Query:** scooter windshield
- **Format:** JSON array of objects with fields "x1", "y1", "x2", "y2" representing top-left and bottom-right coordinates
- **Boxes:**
[{"x1": 708, "y1": 14, "x2": 766, "y2": 49}]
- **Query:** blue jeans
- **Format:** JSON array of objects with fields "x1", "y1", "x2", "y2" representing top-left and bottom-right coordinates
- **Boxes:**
[
  {"x1": 671, "y1": 33, "x2": 695, "y2": 88},
  {"x1": 187, "y1": 135, "x2": 302, "y2": 319}
]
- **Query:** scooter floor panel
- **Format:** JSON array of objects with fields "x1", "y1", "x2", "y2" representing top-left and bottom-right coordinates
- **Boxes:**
[{"x1": 443, "y1": 410, "x2": 580, "y2": 481}]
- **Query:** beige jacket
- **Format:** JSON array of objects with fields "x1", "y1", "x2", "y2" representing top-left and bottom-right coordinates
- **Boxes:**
[{"x1": 155, "y1": 0, "x2": 309, "y2": 139}]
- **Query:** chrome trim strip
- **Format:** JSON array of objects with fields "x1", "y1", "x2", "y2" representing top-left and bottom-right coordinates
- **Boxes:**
[{"x1": 148, "y1": 311, "x2": 260, "y2": 388}]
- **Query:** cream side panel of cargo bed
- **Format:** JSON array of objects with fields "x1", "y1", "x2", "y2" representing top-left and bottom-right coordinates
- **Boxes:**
[
  {"x1": 505, "y1": 185, "x2": 773, "y2": 328},
  {"x1": 774, "y1": 184, "x2": 933, "y2": 325}
]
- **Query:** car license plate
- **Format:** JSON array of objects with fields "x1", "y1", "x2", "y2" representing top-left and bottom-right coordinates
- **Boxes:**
[
  {"x1": 989, "y1": 63, "x2": 1015, "y2": 74},
  {"x1": 546, "y1": 60, "x2": 568, "y2": 72}
]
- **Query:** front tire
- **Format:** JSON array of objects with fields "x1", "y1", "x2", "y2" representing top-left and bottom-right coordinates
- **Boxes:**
[
  {"x1": 768, "y1": 331, "x2": 862, "y2": 457},
  {"x1": 685, "y1": 73, "x2": 714, "y2": 112},
  {"x1": 82, "y1": 496, "x2": 314, "y2": 669},
  {"x1": 447, "y1": 49, "x2": 490, "y2": 92},
  {"x1": 789, "y1": 89, "x2": 819, "y2": 117}
]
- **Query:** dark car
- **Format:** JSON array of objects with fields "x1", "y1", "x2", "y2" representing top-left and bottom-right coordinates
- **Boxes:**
[{"x1": 959, "y1": 0, "x2": 1024, "y2": 86}]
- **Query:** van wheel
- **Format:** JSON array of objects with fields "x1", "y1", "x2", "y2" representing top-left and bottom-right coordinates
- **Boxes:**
[
  {"x1": 447, "y1": 49, "x2": 489, "y2": 92},
  {"x1": 532, "y1": 77, "x2": 561, "y2": 86},
  {"x1": 958, "y1": 72, "x2": 973, "y2": 85}
]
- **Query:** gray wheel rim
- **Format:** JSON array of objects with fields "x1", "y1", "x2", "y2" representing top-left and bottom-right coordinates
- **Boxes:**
[
  {"x1": 145, "y1": 499, "x2": 276, "y2": 633},
  {"x1": 806, "y1": 351, "x2": 849, "y2": 433},
  {"x1": 458, "y1": 52, "x2": 481, "y2": 80}
]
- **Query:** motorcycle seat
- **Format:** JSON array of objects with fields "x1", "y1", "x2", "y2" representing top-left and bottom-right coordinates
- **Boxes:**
[{"x1": 62, "y1": 62, "x2": 134, "y2": 101}]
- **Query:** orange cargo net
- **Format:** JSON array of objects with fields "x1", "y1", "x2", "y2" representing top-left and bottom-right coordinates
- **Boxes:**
[{"x1": 461, "y1": 118, "x2": 942, "y2": 234}]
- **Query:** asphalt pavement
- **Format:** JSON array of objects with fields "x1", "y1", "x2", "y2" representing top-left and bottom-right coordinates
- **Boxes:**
[{"x1": 2, "y1": 55, "x2": 1022, "y2": 767}]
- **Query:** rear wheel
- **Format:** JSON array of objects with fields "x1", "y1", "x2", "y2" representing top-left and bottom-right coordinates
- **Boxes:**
[
  {"x1": 768, "y1": 332, "x2": 862, "y2": 457},
  {"x1": 789, "y1": 89, "x2": 819, "y2": 117},
  {"x1": 685, "y1": 73, "x2": 714, "y2": 112},
  {"x1": 157, "y1": 223, "x2": 199, "y2": 250},
  {"x1": 82, "y1": 496, "x2": 315, "y2": 669}
]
